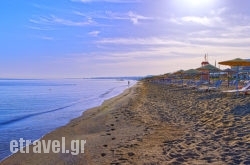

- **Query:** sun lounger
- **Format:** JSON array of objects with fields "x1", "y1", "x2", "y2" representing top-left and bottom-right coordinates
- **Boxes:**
[
  {"x1": 188, "y1": 81, "x2": 203, "y2": 89},
  {"x1": 222, "y1": 81, "x2": 250, "y2": 95},
  {"x1": 207, "y1": 80, "x2": 223, "y2": 91},
  {"x1": 197, "y1": 80, "x2": 222, "y2": 92}
]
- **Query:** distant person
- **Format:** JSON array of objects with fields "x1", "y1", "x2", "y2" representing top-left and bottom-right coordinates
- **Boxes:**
[{"x1": 128, "y1": 81, "x2": 130, "y2": 86}]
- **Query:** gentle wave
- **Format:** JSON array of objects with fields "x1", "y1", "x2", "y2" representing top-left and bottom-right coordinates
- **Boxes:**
[
  {"x1": 0, "y1": 102, "x2": 79, "y2": 127},
  {"x1": 99, "y1": 85, "x2": 127, "y2": 98}
]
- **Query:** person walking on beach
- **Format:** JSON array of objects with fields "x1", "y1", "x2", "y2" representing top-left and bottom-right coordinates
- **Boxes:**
[{"x1": 128, "y1": 81, "x2": 130, "y2": 86}]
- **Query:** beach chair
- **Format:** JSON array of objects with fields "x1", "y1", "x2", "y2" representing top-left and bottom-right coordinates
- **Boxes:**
[
  {"x1": 207, "y1": 80, "x2": 223, "y2": 91},
  {"x1": 222, "y1": 81, "x2": 250, "y2": 95},
  {"x1": 229, "y1": 80, "x2": 237, "y2": 86},
  {"x1": 188, "y1": 81, "x2": 203, "y2": 89},
  {"x1": 197, "y1": 80, "x2": 222, "y2": 92},
  {"x1": 183, "y1": 80, "x2": 192, "y2": 87}
]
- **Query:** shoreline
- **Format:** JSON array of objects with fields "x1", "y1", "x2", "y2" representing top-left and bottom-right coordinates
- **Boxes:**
[
  {"x1": 0, "y1": 80, "x2": 135, "y2": 163},
  {"x1": 1, "y1": 81, "x2": 250, "y2": 164},
  {"x1": 0, "y1": 82, "x2": 142, "y2": 164}
]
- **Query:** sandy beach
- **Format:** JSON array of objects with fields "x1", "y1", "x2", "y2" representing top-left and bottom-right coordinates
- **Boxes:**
[{"x1": 1, "y1": 80, "x2": 250, "y2": 165}]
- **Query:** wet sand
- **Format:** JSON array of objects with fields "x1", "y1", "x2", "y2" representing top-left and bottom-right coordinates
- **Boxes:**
[{"x1": 1, "y1": 81, "x2": 250, "y2": 165}]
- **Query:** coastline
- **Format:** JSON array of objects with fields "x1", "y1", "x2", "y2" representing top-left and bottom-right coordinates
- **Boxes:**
[
  {"x1": 0, "y1": 82, "x2": 142, "y2": 165},
  {"x1": 1, "y1": 81, "x2": 250, "y2": 164},
  {"x1": 0, "y1": 78, "x2": 134, "y2": 162}
]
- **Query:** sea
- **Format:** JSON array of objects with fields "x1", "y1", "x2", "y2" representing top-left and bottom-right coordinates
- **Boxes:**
[{"x1": 0, "y1": 78, "x2": 137, "y2": 161}]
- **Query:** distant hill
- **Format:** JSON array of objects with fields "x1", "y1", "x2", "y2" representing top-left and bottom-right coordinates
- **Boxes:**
[{"x1": 85, "y1": 76, "x2": 144, "y2": 81}]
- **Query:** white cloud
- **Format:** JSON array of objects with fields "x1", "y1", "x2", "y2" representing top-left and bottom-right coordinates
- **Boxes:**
[
  {"x1": 32, "y1": 35, "x2": 54, "y2": 40},
  {"x1": 73, "y1": 10, "x2": 153, "y2": 25},
  {"x1": 26, "y1": 2, "x2": 250, "y2": 77},
  {"x1": 95, "y1": 35, "x2": 250, "y2": 64},
  {"x1": 178, "y1": 16, "x2": 223, "y2": 27},
  {"x1": 170, "y1": 6, "x2": 226, "y2": 27},
  {"x1": 181, "y1": 16, "x2": 211, "y2": 26},
  {"x1": 26, "y1": 25, "x2": 55, "y2": 31},
  {"x1": 88, "y1": 31, "x2": 100, "y2": 37},
  {"x1": 96, "y1": 37, "x2": 190, "y2": 46},
  {"x1": 71, "y1": 0, "x2": 141, "y2": 3},
  {"x1": 30, "y1": 15, "x2": 94, "y2": 27},
  {"x1": 105, "y1": 10, "x2": 127, "y2": 20},
  {"x1": 104, "y1": 10, "x2": 153, "y2": 24},
  {"x1": 226, "y1": 25, "x2": 250, "y2": 37},
  {"x1": 127, "y1": 11, "x2": 152, "y2": 24},
  {"x1": 190, "y1": 37, "x2": 250, "y2": 46}
]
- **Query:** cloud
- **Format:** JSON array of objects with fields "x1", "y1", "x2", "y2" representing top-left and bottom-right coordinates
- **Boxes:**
[
  {"x1": 95, "y1": 35, "x2": 250, "y2": 64},
  {"x1": 33, "y1": 35, "x2": 54, "y2": 40},
  {"x1": 190, "y1": 37, "x2": 250, "y2": 47},
  {"x1": 88, "y1": 31, "x2": 100, "y2": 37},
  {"x1": 71, "y1": 0, "x2": 141, "y2": 3},
  {"x1": 169, "y1": 7, "x2": 227, "y2": 27},
  {"x1": 181, "y1": 16, "x2": 212, "y2": 26},
  {"x1": 26, "y1": 25, "x2": 55, "y2": 31},
  {"x1": 104, "y1": 10, "x2": 152, "y2": 24},
  {"x1": 127, "y1": 11, "x2": 152, "y2": 24},
  {"x1": 73, "y1": 10, "x2": 153, "y2": 25},
  {"x1": 30, "y1": 15, "x2": 95, "y2": 27},
  {"x1": 170, "y1": 16, "x2": 223, "y2": 27},
  {"x1": 96, "y1": 37, "x2": 190, "y2": 46},
  {"x1": 68, "y1": 41, "x2": 250, "y2": 75},
  {"x1": 62, "y1": 44, "x2": 212, "y2": 76}
]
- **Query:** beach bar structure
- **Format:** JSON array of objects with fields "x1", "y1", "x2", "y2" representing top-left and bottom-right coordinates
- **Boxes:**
[{"x1": 199, "y1": 54, "x2": 209, "y2": 81}]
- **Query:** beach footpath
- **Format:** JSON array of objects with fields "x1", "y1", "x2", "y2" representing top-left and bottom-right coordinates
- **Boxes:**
[{"x1": 1, "y1": 81, "x2": 250, "y2": 165}]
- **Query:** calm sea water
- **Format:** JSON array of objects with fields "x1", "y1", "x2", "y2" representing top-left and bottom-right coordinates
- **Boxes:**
[{"x1": 0, "y1": 78, "x2": 136, "y2": 161}]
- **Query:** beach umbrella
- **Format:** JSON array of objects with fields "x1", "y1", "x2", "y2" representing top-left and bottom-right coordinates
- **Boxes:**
[
  {"x1": 172, "y1": 70, "x2": 184, "y2": 86},
  {"x1": 219, "y1": 58, "x2": 250, "y2": 95},
  {"x1": 218, "y1": 58, "x2": 250, "y2": 66},
  {"x1": 184, "y1": 69, "x2": 200, "y2": 75},
  {"x1": 172, "y1": 69, "x2": 184, "y2": 75},
  {"x1": 196, "y1": 64, "x2": 221, "y2": 72},
  {"x1": 184, "y1": 69, "x2": 200, "y2": 79},
  {"x1": 183, "y1": 69, "x2": 201, "y2": 84}
]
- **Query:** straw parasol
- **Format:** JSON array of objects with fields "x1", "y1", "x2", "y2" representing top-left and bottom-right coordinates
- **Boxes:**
[
  {"x1": 196, "y1": 64, "x2": 221, "y2": 72},
  {"x1": 184, "y1": 69, "x2": 200, "y2": 79},
  {"x1": 183, "y1": 69, "x2": 201, "y2": 82},
  {"x1": 173, "y1": 69, "x2": 184, "y2": 75},
  {"x1": 184, "y1": 69, "x2": 200, "y2": 75},
  {"x1": 218, "y1": 58, "x2": 250, "y2": 66},
  {"x1": 219, "y1": 58, "x2": 250, "y2": 95}
]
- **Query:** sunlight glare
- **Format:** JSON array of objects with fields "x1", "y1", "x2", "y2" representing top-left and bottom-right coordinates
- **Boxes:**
[
  {"x1": 173, "y1": 0, "x2": 215, "y2": 10},
  {"x1": 188, "y1": 0, "x2": 214, "y2": 7}
]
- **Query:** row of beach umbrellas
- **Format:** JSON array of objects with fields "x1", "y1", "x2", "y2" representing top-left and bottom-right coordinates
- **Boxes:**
[
  {"x1": 172, "y1": 64, "x2": 221, "y2": 77},
  {"x1": 172, "y1": 58, "x2": 250, "y2": 77},
  {"x1": 219, "y1": 58, "x2": 250, "y2": 95},
  {"x1": 171, "y1": 58, "x2": 250, "y2": 95}
]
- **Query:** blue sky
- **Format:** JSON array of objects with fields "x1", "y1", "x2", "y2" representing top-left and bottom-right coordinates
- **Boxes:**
[{"x1": 1, "y1": 0, "x2": 250, "y2": 78}]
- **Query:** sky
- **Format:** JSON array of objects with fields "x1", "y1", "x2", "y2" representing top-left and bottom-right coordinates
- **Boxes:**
[{"x1": 1, "y1": 0, "x2": 250, "y2": 78}]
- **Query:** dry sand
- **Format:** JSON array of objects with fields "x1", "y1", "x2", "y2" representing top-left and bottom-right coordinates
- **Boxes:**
[{"x1": 1, "y1": 81, "x2": 250, "y2": 165}]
